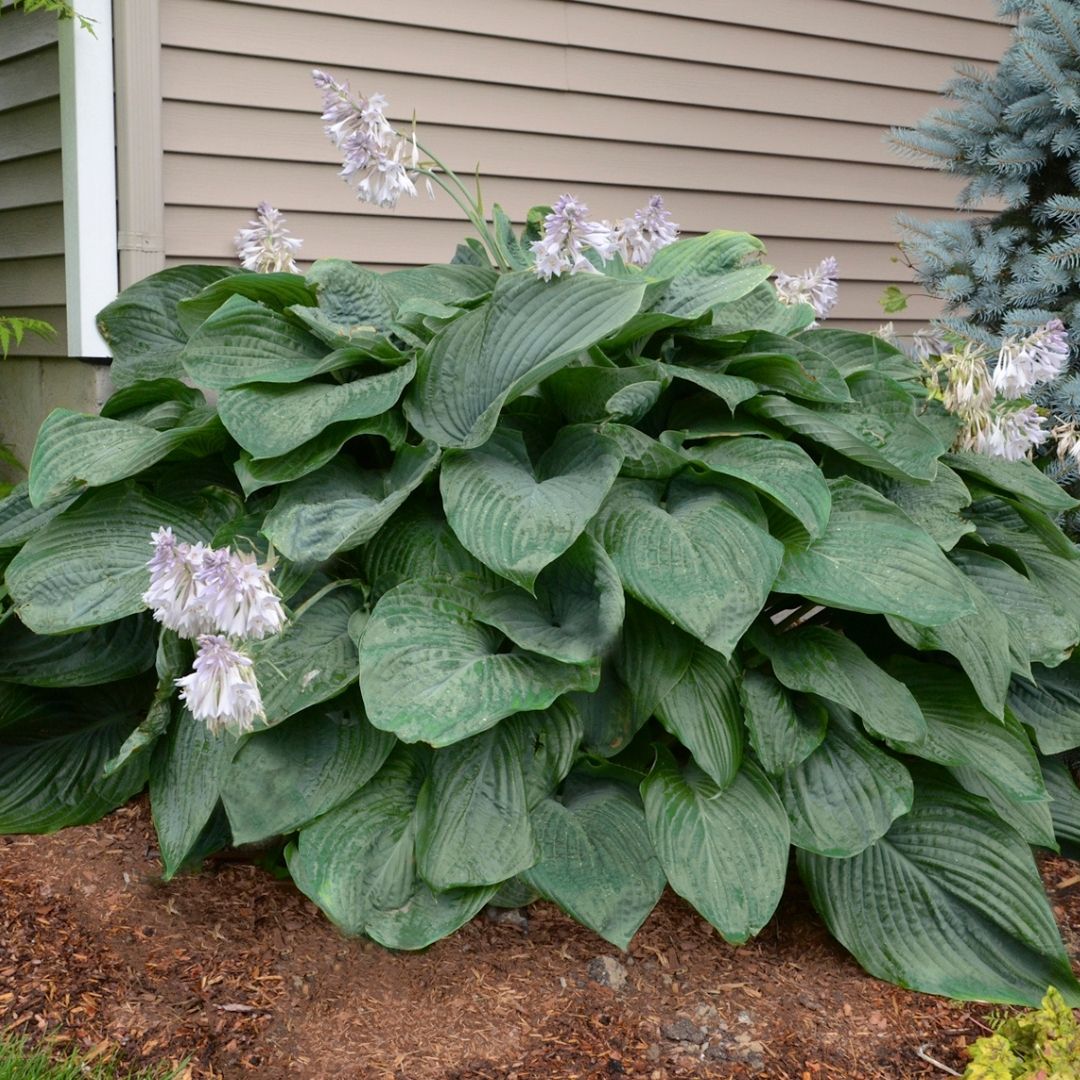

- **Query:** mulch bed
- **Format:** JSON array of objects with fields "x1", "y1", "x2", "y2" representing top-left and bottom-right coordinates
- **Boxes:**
[{"x1": 1, "y1": 796, "x2": 1078, "y2": 1079}]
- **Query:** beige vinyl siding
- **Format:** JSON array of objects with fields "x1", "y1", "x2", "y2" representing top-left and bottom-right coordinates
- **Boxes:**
[
  {"x1": 160, "y1": 0, "x2": 1013, "y2": 330},
  {"x1": 0, "y1": 7, "x2": 65, "y2": 355}
]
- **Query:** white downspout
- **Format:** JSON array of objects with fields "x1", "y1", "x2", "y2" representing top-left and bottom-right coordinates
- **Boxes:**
[{"x1": 59, "y1": 0, "x2": 118, "y2": 359}]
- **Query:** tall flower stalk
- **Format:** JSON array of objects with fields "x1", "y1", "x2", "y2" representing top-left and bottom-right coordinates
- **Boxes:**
[
  {"x1": 310, "y1": 70, "x2": 680, "y2": 278},
  {"x1": 312, "y1": 70, "x2": 509, "y2": 270}
]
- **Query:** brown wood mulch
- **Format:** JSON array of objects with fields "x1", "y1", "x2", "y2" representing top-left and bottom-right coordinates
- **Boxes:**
[{"x1": 1, "y1": 796, "x2": 1078, "y2": 1080}]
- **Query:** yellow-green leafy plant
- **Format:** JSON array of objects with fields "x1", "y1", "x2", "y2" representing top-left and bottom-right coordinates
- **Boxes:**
[{"x1": 963, "y1": 987, "x2": 1080, "y2": 1078}]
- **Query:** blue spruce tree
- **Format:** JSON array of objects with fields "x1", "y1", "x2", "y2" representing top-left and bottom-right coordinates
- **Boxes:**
[{"x1": 890, "y1": 0, "x2": 1080, "y2": 489}]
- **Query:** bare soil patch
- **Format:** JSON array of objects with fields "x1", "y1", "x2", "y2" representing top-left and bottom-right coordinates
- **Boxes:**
[{"x1": 2, "y1": 797, "x2": 1078, "y2": 1079}]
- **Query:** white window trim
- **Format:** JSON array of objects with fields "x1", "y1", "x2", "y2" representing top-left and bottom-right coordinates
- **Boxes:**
[{"x1": 59, "y1": 0, "x2": 118, "y2": 359}]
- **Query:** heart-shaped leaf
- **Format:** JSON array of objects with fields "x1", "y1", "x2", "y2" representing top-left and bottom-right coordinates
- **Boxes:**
[
  {"x1": 223, "y1": 690, "x2": 395, "y2": 844},
  {"x1": 415, "y1": 720, "x2": 535, "y2": 889},
  {"x1": 407, "y1": 271, "x2": 645, "y2": 448},
  {"x1": 591, "y1": 476, "x2": 782, "y2": 657},
  {"x1": 262, "y1": 443, "x2": 440, "y2": 562},
  {"x1": 441, "y1": 425, "x2": 623, "y2": 590},
  {"x1": 799, "y1": 773, "x2": 1080, "y2": 1006},
  {"x1": 642, "y1": 747, "x2": 790, "y2": 944},
  {"x1": 286, "y1": 745, "x2": 496, "y2": 948},
  {"x1": 218, "y1": 361, "x2": 415, "y2": 459},
  {"x1": 523, "y1": 781, "x2": 664, "y2": 950},
  {"x1": 358, "y1": 578, "x2": 598, "y2": 746},
  {"x1": 781, "y1": 705, "x2": 913, "y2": 857},
  {"x1": 775, "y1": 478, "x2": 976, "y2": 626}
]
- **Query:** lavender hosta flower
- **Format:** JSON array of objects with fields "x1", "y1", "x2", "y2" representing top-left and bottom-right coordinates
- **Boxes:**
[
  {"x1": 176, "y1": 635, "x2": 265, "y2": 736},
  {"x1": 604, "y1": 195, "x2": 680, "y2": 267},
  {"x1": 909, "y1": 326, "x2": 949, "y2": 363},
  {"x1": 312, "y1": 69, "x2": 420, "y2": 210},
  {"x1": 530, "y1": 195, "x2": 608, "y2": 281},
  {"x1": 992, "y1": 318, "x2": 1070, "y2": 399},
  {"x1": 969, "y1": 404, "x2": 1050, "y2": 462},
  {"x1": 142, "y1": 529, "x2": 215, "y2": 639},
  {"x1": 196, "y1": 549, "x2": 286, "y2": 641},
  {"x1": 936, "y1": 342, "x2": 996, "y2": 419},
  {"x1": 234, "y1": 202, "x2": 302, "y2": 274},
  {"x1": 774, "y1": 257, "x2": 839, "y2": 322}
]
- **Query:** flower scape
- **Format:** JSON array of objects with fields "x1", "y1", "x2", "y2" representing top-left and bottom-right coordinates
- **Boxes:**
[{"x1": 0, "y1": 71, "x2": 1079, "y2": 1017}]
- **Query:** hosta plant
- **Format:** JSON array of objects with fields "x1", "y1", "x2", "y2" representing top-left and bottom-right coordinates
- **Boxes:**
[{"x1": 1, "y1": 218, "x2": 1080, "y2": 1008}]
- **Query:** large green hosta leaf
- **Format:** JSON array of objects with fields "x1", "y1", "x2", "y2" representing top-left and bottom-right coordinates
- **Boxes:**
[
  {"x1": 286, "y1": 745, "x2": 495, "y2": 948},
  {"x1": 544, "y1": 364, "x2": 670, "y2": 424},
  {"x1": 0, "y1": 679, "x2": 153, "y2": 833},
  {"x1": 415, "y1": 720, "x2": 535, "y2": 889},
  {"x1": 749, "y1": 372, "x2": 946, "y2": 481},
  {"x1": 359, "y1": 500, "x2": 489, "y2": 597},
  {"x1": 590, "y1": 476, "x2": 782, "y2": 657},
  {"x1": 222, "y1": 691, "x2": 395, "y2": 844},
  {"x1": 474, "y1": 535, "x2": 623, "y2": 664},
  {"x1": 753, "y1": 624, "x2": 925, "y2": 743},
  {"x1": 523, "y1": 780, "x2": 665, "y2": 950},
  {"x1": 799, "y1": 774, "x2": 1080, "y2": 1006},
  {"x1": 1043, "y1": 755, "x2": 1080, "y2": 858},
  {"x1": 217, "y1": 361, "x2": 415, "y2": 460},
  {"x1": 774, "y1": 478, "x2": 975, "y2": 625},
  {"x1": 703, "y1": 281, "x2": 814, "y2": 336},
  {"x1": 865, "y1": 463, "x2": 974, "y2": 551},
  {"x1": 739, "y1": 669, "x2": 827, "y2": 775},
  {"x1": 262, "y1": 443, "x2": 440, "y2": 562},
  {"x1": 655, "y1": 642, "x2": 743, "y2": 788},
  {"x1": 781, "y1": 706, "x2": 912, "y2": 857},
  {"x1": 0, "y1": 484, "x2": 79, "y2": 551},
  {"x1": 5, "y1": 484, "x2": 213, "y2": 633},
  {"x1": 406, "y1": 271, "x2": 645, "y2": 448},
  {"x1": 28, "y1": 406, "x2": 224, "y2": 505},
  {"x1": 440, "y1": 425, "x2": 622, "y2": 591},
  {"x1": 248, "y1": 585, "x2": 363, "y2": 729},
  {"x1": 944, "y1": 548, "x2": 1076, "y2": 676},
  {"x1": 358, "y1": 578, "x2": 598, "y2": 746},
  {"x1": 97, "y1": 265, "x2": 238, "y2": 387},
  {"x1": 1008, "y1": 657, "x2": 1080, "y2": 755},
  {"x1": 945, "y1": 452, "x2": 1078, "y2": 517},
  {"x1": 682, "y1": 435, "x2": 831, "y2": 538},
  {"x1": 234, "y1": 412, "x2": 407, "y2": 497},
  {"x1": 642, "y1": 747, "x2": 790, "y2": 944},
  {"x1": 722, "y1": 332, "x2": 852, "y2": 404},
  {"x1": 149, "y1": 706, "x2": 239, "y2": 879},
  {"x1": 0, "y1": 613, "x2": 156, "y2": 687},
  {"x1": 176, "y1": 271, "x2": 316, "y2": 334},
  {"x1": 306, "y1": 259, "x2": 396, "y2": 331},
  {"x1": 886, "y1": 573, "x2": 1011, "y2": 719},
  {"x1": 180, "y1": 295, "x2": 329, "y2": 389},
  {"x1": 797, "y1": 329, "x2": 921, "y2": 384},
  {"x1": 889, "y1": 658, "x2": 1045, "y2": 802}
]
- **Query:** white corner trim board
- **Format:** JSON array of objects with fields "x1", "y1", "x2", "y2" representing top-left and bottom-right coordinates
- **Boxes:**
[{"x1": 59, "y1": 0, "x2": 118, "y2": 359}]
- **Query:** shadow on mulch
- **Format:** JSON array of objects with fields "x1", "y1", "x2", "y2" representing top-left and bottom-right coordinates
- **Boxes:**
[{"x1": 1, "y1": 797, "x2": 1077, "y2": 1080}]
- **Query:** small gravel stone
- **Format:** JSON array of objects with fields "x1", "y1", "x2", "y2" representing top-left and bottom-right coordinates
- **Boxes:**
[
  {"x1": 484, "y1": 906, "x2": 528, "y2": 931},
  {"x1": 587, "y1": 955, "x2": 629, "y2": 991},
  {"x1": 737, "y1": 1009, "x2": 754, "y2": 1025},
  {"x1": 661, "y1": 1017, "x2": 706, "y2": 1045},
  {"x1": 645, "y1": 1043, "x2": 661, "y2": 1062}
]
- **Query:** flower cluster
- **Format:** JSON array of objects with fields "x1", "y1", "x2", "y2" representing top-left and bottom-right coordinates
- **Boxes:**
[
  {"x1": 925, "y1": 337, "x2": 1059, "y2": 461},
  {"x1": 774, "y1": 256, "x2": 839, "y2": 322},
  {"x1": 143, "y1": 529, "x2": 287, "y2": 734},
  {"x1": 991, "y1": 319, "x2": 1069, "y2": 399},
  {"x1": 530, "y1": 194, "x2": 680, "y2": 280},
  {"x1": 234, "y1": 202, "x2": 302, "y2": 274},
  {"x1": 313, "y1": 70, "x2": 429, "y2": 209}
]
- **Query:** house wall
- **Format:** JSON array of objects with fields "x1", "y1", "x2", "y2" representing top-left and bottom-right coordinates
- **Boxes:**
[
  {"x1": 158, "y1": 0, "x2": 1014, "y2": 334},
  {"x1": 0, "y1": 4, "x2": 66, "y2": 355}
]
